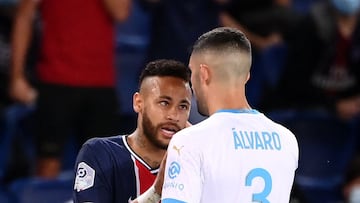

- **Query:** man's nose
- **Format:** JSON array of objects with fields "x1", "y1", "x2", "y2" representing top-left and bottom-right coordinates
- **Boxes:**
[{"x1": 166, "y1": 108, "x2": 180, "y2": 122}]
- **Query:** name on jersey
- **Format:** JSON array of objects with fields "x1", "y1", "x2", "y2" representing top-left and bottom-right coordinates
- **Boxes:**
[{"x1": 232, "y1": 129, "x2": 281, "y2": 151}]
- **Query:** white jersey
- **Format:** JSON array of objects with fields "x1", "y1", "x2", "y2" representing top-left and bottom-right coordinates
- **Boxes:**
[{"x1": 162, "y1": 109, "x2": 298, "y2": 203}]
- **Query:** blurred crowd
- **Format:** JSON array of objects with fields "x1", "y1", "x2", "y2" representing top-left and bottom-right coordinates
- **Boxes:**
[{"x1": 0, "y1": 0, "x2": 360, "y2": 202}]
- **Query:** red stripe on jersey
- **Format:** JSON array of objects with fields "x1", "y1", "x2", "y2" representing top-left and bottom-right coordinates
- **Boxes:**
[{"x1": 135, "y1": 159, "x2": 157, "y2": 194}]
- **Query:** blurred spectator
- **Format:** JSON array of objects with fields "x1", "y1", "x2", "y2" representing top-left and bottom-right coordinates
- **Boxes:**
[
  {"x1": 220, "y1": 0, "x2": 302, "y2": 108},
  {"x1": 0, "y1": 4, "x2": 31, "y2": 112},
  {"x1": 114, "y1": 0, "x2": 152, "y2": 133},
  {"x1": 0, "y1": 1, "x2": 38, "y2": 184},
  {"x1": 251, "y1": 1, "x2": 360, "y2": 202},
  {"x1": 263, "y1": 0, "x2": 360, "y2": 122},
  {"x1": 262, "y1": 1, "x2": 360, "y2": 200},
  {"x1": 9, "y1": 0, "x2": 130, "y2": 178},
  {"x1": 142, "y1": 0, "x2": 229, "y2": 124},
  {"x1": 144, "y1": 0, "x2": 228, "y2": 64},
  {"x1": 220, "y1": 0, "x2": 300, "y2": 51}
]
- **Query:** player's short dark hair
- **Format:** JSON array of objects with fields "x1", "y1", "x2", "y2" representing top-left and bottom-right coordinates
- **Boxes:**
[
  {"x1": 138, "y1": 59, "x2": 191, "y2": 90},
  {"x1": 192, "y1": 27, "x2": 251, "y2": 54}
]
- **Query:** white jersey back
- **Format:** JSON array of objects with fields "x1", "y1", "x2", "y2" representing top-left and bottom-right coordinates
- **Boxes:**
[{"x1": 162, "y1": 110, "x2": 299, "y2": 203}]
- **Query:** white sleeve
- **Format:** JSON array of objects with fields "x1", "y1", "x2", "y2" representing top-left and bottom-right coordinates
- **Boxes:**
[{"x1": 161, "y1": 134, "x2": 202, "y2": 203}]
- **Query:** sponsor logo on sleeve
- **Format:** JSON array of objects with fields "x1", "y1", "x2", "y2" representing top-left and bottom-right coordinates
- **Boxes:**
[
  {"x1": 168, "y1": 161, "x2": 181, "y2": 179},
  {"x1": 74, "y1": 162, "x2": 95, "y2": 192},
  {"x1": 164, "y1": 162, "x2": 185, "y2": 191}
]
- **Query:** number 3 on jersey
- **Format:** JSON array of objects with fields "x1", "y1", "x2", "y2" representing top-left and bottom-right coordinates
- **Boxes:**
[{"x1": 245, "y1": 168, "x2": 272, "y2": 203}]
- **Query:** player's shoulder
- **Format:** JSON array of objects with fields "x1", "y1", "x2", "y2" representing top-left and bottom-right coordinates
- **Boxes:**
[
  {"x1": 77, "y1": 135, "x2": 128, "y2": 157},
  {"x1": 75, "y1": 135, "x2": 132, "y2": 171},
  {"x1": 83, "y1": 135, "x2": 126, "y2": 148}
]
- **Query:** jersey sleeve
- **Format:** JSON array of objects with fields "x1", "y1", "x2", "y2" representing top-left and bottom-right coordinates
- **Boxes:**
[
  {"x1": 73, "y1": 138, "x2": 114, "y2": 203},
  {"x1": 161, "y1": 132, "x2": 202, "y2": 203}
]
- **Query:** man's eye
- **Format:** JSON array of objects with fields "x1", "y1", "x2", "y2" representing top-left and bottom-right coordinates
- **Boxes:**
[
  {"x1": 179, "y1": 105, "x2": 189, "y2": 110},
  {"x1": 160, "y1": 101, "x2": 169, "y2": 106}
]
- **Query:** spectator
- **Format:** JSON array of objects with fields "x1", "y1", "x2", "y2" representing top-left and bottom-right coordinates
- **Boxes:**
[
  {"x1": 264, "y1": 0, "x2": 360, "y2": 122},
  {"x1": 9, "y1": 0, "x2": 131, "y2": 178},
  {"x1": 114, "y1": 0, "x2": 153, "y2": 134},
  {"x1": 221, "y1": 0, "x2": 299, "y2": 51},
  {"x1": 142, "y1": 0, "x2": 230, "y2": 124},
  {"x1": 144, "y1": 0, "x2": 229, "y2": 65},
  {"x1": 220, "y1": 0, "x2": 301, "y2": 107}
]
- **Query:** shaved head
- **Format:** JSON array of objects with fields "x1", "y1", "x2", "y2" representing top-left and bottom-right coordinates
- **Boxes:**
[
  {"x1": 191, "y1": 27, "x2": 252, "y2": 84},
  {"x1": 189, "y1": 27, "x2": 253, "y2": 116}
]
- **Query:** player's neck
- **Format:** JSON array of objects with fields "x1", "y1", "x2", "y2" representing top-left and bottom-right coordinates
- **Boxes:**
[
  {"x1": 207, "y1": 91, "x2": 251, "y2": 115},
  {"x1": 127, "y1": 131, "x2": 166, "y2": 169},
  {"x1": 139, "y1": 146, "x2": 166, "y2": 169}
]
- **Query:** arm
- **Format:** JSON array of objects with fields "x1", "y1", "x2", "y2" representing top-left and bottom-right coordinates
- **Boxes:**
[
  {"x1": 9, "y1": 0, "x2": 38, "y2": 105},
  {"x1": 219, "y1": 11, "x2": 282, "y2": 50},
  {"x1": 162, "y1": 136, "x2": 201, "y2": 202},
  {"x1": 103, "y1": 0, "x2": 132, "y2": 22},
  {"x1": 73, "y1": 141, "x2": 113, "y2": 203}
]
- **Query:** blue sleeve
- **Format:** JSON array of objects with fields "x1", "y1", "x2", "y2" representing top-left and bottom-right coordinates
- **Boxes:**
[
  {"x1": 163, "y1": 198, "x2": 187, "y2": 203},
  {"x1": 73, "y1": 138, "x2": 114, "y2": 203}
]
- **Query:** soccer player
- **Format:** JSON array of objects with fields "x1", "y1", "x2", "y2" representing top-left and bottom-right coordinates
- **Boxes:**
[
  {"x1": 161, "y1": 27, "x2": 299, "y2": 202},
  {"x1": 73, "y1": 59, "x2": 192, "y2": 202}
]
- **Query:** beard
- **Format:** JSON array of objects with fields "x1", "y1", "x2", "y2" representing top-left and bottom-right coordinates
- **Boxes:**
[
  {"x1": 196, "y1": 99, "x2": 208, "y2": 117},
  {"x1": 142, "y1": 110, "x2": 168, "y2": 150},
  {"x1": 195, "y1": 91, "x2": 209, "y2": 117}
]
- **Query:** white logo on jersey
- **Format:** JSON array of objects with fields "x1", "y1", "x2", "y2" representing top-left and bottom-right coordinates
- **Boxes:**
[{"x1": 74, "y1": 162, "x2": 95, "y2": 192}]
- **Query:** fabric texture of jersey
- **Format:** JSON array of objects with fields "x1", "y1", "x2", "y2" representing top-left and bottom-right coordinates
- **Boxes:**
[
  {"x1": 73, "y1": 135, "x2": 158, "y2": 202},
  {"x1": 37, "y1": 0, "x2": 115, "y2": 87},
  {"x1": 162, "y1": 110, "x2": 299, "y2": 203}
]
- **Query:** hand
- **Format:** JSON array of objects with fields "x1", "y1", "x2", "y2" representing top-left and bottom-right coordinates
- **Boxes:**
[
  {"x1": 256, "y1": 33, "x2": 283, "y2": 51},
  {"x1": 336, "y1": 96, "x2": 360, "y2": 121},
  {"x1": 185, "y1": 121, "x2": 192, "y2": 127},
  {"x1": 9, "y1": 76, "x2": 37, "y2": 105}
]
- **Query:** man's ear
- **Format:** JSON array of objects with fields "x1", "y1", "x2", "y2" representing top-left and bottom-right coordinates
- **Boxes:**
[
  {"x1": 133, "y1": 92, "x2": 142, "y2": 113},
  {"x1": 199, "y1": 64, "x2": 210, "y2": 85}
]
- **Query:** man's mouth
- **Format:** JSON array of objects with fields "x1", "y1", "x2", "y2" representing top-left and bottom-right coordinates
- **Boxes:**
[{"x1": 160, "y1": 125, "x2": 179, "y2": 138}]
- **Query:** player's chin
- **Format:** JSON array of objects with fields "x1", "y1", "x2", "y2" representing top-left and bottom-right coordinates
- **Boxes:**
[
  {"x1": 157, "y1": 134, "x2": 172, "y2": 148},
  {"x1": 156, "y1": 139, "x2": 169, "y2": 150}
]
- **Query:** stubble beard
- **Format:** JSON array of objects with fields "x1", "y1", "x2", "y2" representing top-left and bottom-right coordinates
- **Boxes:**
[
  {"x1": 196, "y1": 95, "x2": 208, "y2": 117},
  {"x1": 142, "y1": 110, "x2": 168, "y2": 150}
]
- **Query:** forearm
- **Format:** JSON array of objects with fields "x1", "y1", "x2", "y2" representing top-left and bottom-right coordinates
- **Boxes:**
[
  {"x1": 219, "y1": 12, "x2": 256, "y2": 42},
  {"x1": 219, "y1": 12, "x2": 270, "y2": 49},
  {"x1": 11, "y1": 0, "x2": 37, "y2": 80},
  {"x1": 131, "y1": 185, "x2": 161, "y2": 203}
]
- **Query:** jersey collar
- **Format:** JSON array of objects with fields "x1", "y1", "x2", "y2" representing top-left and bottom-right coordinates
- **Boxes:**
[{"x1": 216, "y1": 109, "x2": 259, "y2": 114}]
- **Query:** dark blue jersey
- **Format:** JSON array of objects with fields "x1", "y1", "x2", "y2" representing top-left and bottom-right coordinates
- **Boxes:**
[{"x1": 73, "y1": 135, "x2": 158, "y2": 203}]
